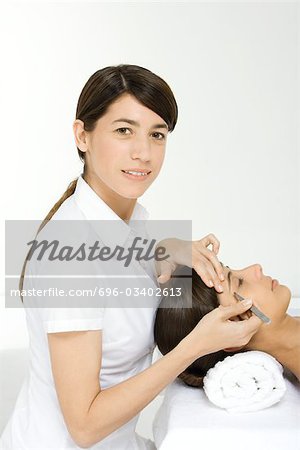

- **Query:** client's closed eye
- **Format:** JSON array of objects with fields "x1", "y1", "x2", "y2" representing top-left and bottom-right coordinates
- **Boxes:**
[{"x1": 225, "y1": 264, "x2": 244, "y2": 290}]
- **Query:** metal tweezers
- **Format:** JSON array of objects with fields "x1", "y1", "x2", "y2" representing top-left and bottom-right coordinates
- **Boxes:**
[{"x1": 233, "y1": 292, "x2": 271, "y2": 324}]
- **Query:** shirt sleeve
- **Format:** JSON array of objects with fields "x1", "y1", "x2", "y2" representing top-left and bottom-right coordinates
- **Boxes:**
[
  {"x1": 40, "y1": 306, "x2": 104, "y2": 334},
  {"x1": 23, "y1": 260, "x2": 105, "y2": 334}
]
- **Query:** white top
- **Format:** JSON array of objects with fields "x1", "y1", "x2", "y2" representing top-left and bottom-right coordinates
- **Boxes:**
[{"x1": 0, "y1": 175, "x2": 159, "y2": 450}]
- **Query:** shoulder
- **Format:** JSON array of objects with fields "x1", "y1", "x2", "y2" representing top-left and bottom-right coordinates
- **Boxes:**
[{"x1": 51, "y1": 195, "x2": 85, "y2": 220}]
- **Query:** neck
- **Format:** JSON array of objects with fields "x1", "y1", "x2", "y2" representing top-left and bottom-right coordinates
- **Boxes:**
[
  {"x1": 247, "y1": 315, "x2": 300, "y2": 381},
  {"x1": 83, "y1": 171, "x2": 137, "y2": 223}
]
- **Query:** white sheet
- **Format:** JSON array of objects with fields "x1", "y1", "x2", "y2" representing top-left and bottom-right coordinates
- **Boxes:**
[{"x1": 153, "y1": 370, "x2": 300, "y2": 450}]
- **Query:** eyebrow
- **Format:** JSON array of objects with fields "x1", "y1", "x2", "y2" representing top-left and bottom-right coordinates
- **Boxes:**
[
  {"x1": 227, "y1": 270, "x2": 232, "y2": 292},
  {"x1": 112, "y1": 118, "x2": 169, "y2": 130}
]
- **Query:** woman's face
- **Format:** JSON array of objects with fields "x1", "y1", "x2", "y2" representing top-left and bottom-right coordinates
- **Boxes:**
[
  {"x1": 217, "y1": 264, "x2": 291, "y2": 327},
  {"x1": 73, "y1": 93, "x2": 168, "y2": 199}
]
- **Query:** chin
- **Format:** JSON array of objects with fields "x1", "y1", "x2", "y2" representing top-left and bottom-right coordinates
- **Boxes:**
[
  {"x1": 118, "y1": 186, "x2": 149, "y2": 199},
  {"x1": 278, "y1": 284, "x2": 291, "y2": 297},
  {"x1": 127, "y1": 194, "x2": 143, "y2": 200},
  {"x1": 275, "y1": 284, "x2": 291, "y2": 311}
]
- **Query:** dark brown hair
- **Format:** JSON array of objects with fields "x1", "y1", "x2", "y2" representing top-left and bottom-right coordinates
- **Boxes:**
[
  {"x1": 19, "y1": 64, "x2": 178, "y2": 298},
  {"x1": 154, "y1": 266, "x2": 238, "y2": 388}
]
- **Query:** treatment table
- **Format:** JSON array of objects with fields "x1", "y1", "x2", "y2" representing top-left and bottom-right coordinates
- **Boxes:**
[{"x1": 153, "y1": 370, "x2": 300, "y2": 450}]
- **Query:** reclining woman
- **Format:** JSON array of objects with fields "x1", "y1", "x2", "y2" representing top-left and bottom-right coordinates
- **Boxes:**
[{"x1": 154, "y1": 263, "x2": 300, "y2": 386}]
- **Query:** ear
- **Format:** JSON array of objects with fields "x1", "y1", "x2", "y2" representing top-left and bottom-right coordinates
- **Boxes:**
[
  {"x1": 223, "y1": 346, "x2": 245, "y2": 352},
  {"x1": 73, "y1": 119, "x2": 89, "y2": 153}
]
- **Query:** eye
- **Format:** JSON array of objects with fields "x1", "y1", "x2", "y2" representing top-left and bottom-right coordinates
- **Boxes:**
[
  {"x1": 152, "y1": 132, "x2": 166, "y2": 140},
  {"x1": 226, "y1": 265, "x2": 243, "y2": 289},
  {"x1": 116, "y1": 127, "x2": 131, "y2": 135}
]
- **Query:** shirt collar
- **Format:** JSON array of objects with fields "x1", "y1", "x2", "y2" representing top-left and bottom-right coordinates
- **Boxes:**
[{"x1": 73, "y1": 175, "x2": 149, "y2": 247}]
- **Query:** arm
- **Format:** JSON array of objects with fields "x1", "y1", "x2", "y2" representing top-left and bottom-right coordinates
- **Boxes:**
[
  {"x1": 48, "y1": 300, "x2": 260, "y2": 448},
  {"x1": 48, "y1": 329, "x2": 198, "y2": 448}
]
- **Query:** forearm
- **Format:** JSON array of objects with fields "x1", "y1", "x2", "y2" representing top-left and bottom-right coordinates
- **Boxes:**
[{"x1": 80, "y1": 339, "x2": 197, "y2": 447}]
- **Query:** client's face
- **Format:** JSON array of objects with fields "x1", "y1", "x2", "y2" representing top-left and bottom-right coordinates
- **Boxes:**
[{"x1": 217, "y1": 263, "x2": 291, "y2": 327}]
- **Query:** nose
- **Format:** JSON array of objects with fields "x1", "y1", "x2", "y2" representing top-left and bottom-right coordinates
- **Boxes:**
[
  {"x1": 235, "y1": 264, "x2": 263, "y2": 281},
  {"x1": 130, "y1": 136, "x2": 151, "y2": 162}
]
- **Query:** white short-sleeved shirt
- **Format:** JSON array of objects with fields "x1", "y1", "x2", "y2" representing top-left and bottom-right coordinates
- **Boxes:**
[{"x1": 0, "y1": 175, "x2": 159, "y2": 450}]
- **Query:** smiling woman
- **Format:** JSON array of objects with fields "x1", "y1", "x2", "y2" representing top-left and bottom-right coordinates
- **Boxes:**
[
  {"x1": 73, "y1": 93, "x2": 170, "y2": 209},
  {"x1": 154, "y1": 264, "x2": 300, "y2": 385},
  {"x1": 2, "y1": 64, "x2": 262, "y2": 450}
]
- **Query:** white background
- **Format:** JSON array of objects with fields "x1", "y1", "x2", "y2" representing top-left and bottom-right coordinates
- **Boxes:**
[
  {"x1": 1, "y1": 1, "x2": 299, "y2": 350},
  {"x1": 0, "y1": 0, "x2": 299, "y2": 439}
]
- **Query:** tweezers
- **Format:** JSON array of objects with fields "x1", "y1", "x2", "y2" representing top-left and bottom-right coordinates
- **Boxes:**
[{"x1": 233, "y1": 292, "x2": 271, "y2": 324}]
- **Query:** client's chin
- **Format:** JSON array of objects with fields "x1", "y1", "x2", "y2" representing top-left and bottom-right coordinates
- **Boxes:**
[{"x1": 278, "y1": 284, "x2": 291, "y2": 301}]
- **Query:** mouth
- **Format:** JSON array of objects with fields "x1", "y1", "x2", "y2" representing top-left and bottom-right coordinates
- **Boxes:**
[
  {"x1": 272, "y1": 279, "x2": 279, "y2": 290},
  {"x1": 121, "y1": 169, "x2": 152, "y2": 180}
]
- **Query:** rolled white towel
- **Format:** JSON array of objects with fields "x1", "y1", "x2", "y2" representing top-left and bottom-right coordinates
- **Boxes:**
[{"x1": 203, "y1": 351, "x2": 286, "y2": 413}]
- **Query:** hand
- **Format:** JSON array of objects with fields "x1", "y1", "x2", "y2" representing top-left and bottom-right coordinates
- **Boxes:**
[
  {"x1": 180, "y1": 300, "x2": 262, "y2": 360},
  {"x1": 155, "y1": 234, "x2": 225, "y2": 293}
]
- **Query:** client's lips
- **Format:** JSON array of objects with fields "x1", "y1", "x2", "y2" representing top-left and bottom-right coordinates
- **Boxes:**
[{"x1": 272, "y1": 279, "x2": 279, "y2": 290}]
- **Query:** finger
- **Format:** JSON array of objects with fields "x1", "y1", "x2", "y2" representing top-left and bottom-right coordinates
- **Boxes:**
[
  {"x1": 239, "y1": 315, "x2": 262, "y2": 339},
  {"x1": 157, "y1": 260, "x2": 174, "y2": 284},
  {"x1": 204, "y1": 262, "x2": 224, "y2": 292},
  {"x1": 200, "y1": 233, "x2": 220, "y2": 251},
  {"x1": 221, "y1": 299, "x2": 253, "y2": 320},
  {"x1": 193, "y1": 262, "x2": 223, "y2": 292},
  {"x1": 194, "y1": 248, "x2": 225, "y2": 285},
  {"x1": 211, "y1": 239, "x2": 220, "y2": 255},
  {"x1": 195, "y1": 246, "x2": 225, "y2": 282},
  {"x1": 192, "y1": 264, "x2": 214, "y2": 288}
]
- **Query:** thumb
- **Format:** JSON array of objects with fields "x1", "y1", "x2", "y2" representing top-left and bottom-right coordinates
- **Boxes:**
[
  {"x1": 221, "y1": 299, "x2": 252, "y2": 320},
  {"x1": 157, "y1": 260, "x2": 173, "y2": 284}
]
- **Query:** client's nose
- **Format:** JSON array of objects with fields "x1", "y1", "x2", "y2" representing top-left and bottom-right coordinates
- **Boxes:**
[{"x1": 243, "y1": 264, "x2": 263, "y2": 280}]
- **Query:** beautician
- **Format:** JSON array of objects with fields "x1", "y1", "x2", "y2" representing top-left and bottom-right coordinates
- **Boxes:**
[{"x1": 0, "y1": 64, "x2": 261, "y2": 450}]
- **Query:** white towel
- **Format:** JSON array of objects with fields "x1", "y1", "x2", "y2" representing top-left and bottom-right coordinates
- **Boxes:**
[{"x1": 203, "y1": 351, "x2": 286, "y2": 413}]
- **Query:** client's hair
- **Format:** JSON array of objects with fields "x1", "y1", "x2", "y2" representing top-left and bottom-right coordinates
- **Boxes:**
[{"x1": 154, "y1": 266, "x2": 241, "y2": 388}]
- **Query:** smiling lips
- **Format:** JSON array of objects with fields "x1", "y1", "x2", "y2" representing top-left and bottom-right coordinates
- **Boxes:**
[{"x1": 121, "y1": 168, "x2": 152, "y2": 180}]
